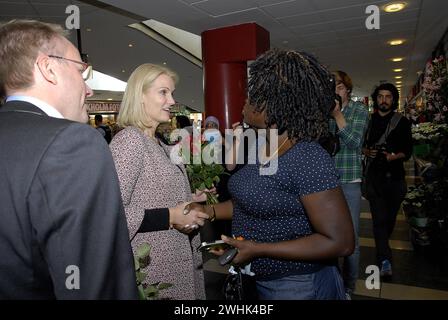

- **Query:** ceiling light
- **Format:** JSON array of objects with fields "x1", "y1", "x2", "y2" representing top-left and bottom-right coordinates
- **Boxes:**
[
  {"x1": 163, "y1": 62, "x2": 167, "y2": 65},
  {"x1": 121, "y1": 69, "x2": 126, "y2": 73},
  {"x1": 128, "y1": 43, "x2": 133, "y2": 47},
  {"x1": 392, "y1": 57, "x2": 404, "y2": 62},
  {"x1": 86, "y1": 28, "x2": 92, "y2": 32},
  {"x1": 107, "y1": 98, "x2": 113, "y2": 101},
  {"x1": 395, "y1": 76, "x2": 402, "y2": 79},
  {"x1": 384, "y1": 2, "x2": 407, "y2": 13},
  {"x1": 396, "y1": 81, "x2": 402, "y2": 84},
  {"x1": 389, "y1": 39, "x2": 405, "y2": 46},
  {"x1": 393, "y1": 68, "x2": 403, "y2": 72}
]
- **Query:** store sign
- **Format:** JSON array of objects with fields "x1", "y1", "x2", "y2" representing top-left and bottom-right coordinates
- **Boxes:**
[{"x1": 85, "y1": 102, "x2": 120, "y2": 113}]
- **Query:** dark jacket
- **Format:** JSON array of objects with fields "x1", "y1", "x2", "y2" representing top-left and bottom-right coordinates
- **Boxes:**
[
  {"x1": 0, "y1": 101, "x2": 138, "y2": 299},
  {"x1": 364, "y1": 111, "x2": 413, "y2": 180}
]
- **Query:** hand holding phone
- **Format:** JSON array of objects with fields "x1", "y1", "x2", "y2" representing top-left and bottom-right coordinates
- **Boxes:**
[
  {"x1": 197, "y1": 240, "x2": 231, "y2": 252},
  {"x1": 218, "y1": 248, "x2": 238, "y2": 266}
]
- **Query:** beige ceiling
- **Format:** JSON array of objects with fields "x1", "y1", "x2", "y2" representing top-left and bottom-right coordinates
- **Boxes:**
[{"x1": 1, "y1": 0, "x2": 447, "y2": 112}]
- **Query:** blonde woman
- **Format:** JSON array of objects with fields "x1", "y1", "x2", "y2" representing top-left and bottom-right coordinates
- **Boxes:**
[{"x1": 110, "y1": 64, "x2": 210, "y2": 300}]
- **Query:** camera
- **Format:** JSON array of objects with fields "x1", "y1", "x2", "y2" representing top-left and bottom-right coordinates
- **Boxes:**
[
  {"x1": 374, "y1": 143, "x2": 387, "y2": 153},
  {"x1": 373, "y1": 143, "x2": 388, "y2": 165},
  {"x1": 335, "y1": 94, "x2": 342, "y2": 107}
]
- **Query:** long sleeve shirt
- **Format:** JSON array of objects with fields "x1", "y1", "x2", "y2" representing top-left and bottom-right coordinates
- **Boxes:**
[{"x1": 329, "y1": 100, "x2": 369, "y2": 183}]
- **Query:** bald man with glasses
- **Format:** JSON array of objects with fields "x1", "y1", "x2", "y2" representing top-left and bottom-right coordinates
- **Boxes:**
[{"x1": 0, "y1": 20, "x2": 138, "y2": 299}]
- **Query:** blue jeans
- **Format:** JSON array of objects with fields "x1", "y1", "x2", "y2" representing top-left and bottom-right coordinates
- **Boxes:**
[
  {"x1": 256, "y1": 266, "x2": 346, "y2": 300},
  {"x1": 341, "y1": 182, "x2": 361, "y2": 292}
]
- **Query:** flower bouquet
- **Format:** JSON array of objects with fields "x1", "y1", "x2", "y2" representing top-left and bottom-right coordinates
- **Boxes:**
[{"x1": 174, "y1": 128, "x2": 227, "y2": 205}]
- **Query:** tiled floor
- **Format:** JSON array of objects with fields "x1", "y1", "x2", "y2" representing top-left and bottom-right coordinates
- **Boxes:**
[{"x1": 202, "y1": 164, "x2": 448, "y2": 300}]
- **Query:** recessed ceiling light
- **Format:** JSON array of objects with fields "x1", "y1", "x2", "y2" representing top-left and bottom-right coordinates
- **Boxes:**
[
  {"x1": 384, "y1": 2, "x2": 407, "y2": 13},
  {"x1": 391, "y1": 57, "x2": 404, "y2": 62},
  {"x1": 86, "y1": 28, "x2": 92, "y2": 32},
  {"x1": 389, "y1": 39, "x2": 405, "y2": 46},
  {"x1": 163, "y1": 62, "x2": 167, "y2": 65},
  {"x1": 121, "y1": 69, "x2": 126, "y2": 73},
  {"x1": 107, "y1": 98, "x2": 113, "y2": 101},
  {"x1": 128, "y1": 43, "x2": 133, "y2": 48},
  {"x1": 396, "y1": 81, "x2": 402, "y2": 84},
  {"x1": 395, "y1": 76, "x2": 402, "y2": 79},
  {"x1": 393, "y1": 68, "x2": 403, "y2": 72}
]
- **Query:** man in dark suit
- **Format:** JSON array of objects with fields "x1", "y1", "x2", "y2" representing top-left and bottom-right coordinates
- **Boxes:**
[{"x1": 0, "y1": 20, "x2": 138, "y2": 299}]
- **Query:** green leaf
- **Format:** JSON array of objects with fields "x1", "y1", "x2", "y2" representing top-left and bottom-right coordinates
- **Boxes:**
[
  {"x1": 157, "y1": 282, "x2": 173, "y2": 290},
  {"x1": 205, "y1": 177, "x2": 213, "y2": 189},
  {"x1": 136, "y1": 243, "x2": 151, "y2": 259},
  {"x1": 145, "y1": 285, "x2": 158, "y2": 296},
  {"x1": 137, "y1": 284, "x2": 146, "y2": 300},
  {"x1": 134, "y1": 257, "x2": 140, "y2": 271},
  {"x1": 136, "y1": 271, "x2": 146, "y2": 284}
]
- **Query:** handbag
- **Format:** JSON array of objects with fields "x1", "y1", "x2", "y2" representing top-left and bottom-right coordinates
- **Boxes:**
[{"x1": 222, "y1": 270, "x2": 258, "y2": 300}]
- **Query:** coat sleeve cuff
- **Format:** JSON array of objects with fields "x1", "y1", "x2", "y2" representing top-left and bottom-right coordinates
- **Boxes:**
[{"x1": 137, "y1": 208, "x2": 170, "y2": 233}]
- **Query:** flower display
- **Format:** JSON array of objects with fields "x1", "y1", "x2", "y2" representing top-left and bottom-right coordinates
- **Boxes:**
[
  {"x1": 403, "y1": 185, "x2": 425, "y2": 209},
  {"x1": 412, "y1": 122, "x2": 448, "y2": 142},
  {"x1": 421, "y1": 56, "x2": 448, "y2": 123}
]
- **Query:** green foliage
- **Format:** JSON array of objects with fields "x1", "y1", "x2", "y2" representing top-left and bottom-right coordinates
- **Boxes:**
[
  {"x1": 134, "y1": 243, "x2": 173, "y2": 300},
  {"x1": 185, "y1": 142, "x2": 228, "y2": 204}
]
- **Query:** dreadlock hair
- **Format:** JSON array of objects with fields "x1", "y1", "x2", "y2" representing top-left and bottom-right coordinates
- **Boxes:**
[
  {"x1": 247, "y1": 48, "x2": 335, "y2": 142},
  {"x1": 371, "y1": 83, "x2": 400, "y2": 111}
]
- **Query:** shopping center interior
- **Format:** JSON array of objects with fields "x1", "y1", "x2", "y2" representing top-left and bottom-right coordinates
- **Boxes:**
[{"x1": 1, "y1": 0, "x2": 447, "y2": 300}]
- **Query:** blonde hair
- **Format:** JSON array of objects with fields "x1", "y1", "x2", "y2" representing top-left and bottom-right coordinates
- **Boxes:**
[
  {"x1": 0, "y1": 19, "x2": 68, "y2": 94},
  {"x1": 117, "y1": 63, "x2": 178, "y2": 131}
]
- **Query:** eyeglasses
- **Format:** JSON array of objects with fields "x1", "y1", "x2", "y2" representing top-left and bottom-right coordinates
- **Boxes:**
[{"x1": 48, "y1": 55, "x2": 93, "y2": 80}]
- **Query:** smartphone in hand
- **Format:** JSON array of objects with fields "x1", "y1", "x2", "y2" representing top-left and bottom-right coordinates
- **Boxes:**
[{"x1": 197, "y1": 240, "x2": 231, "y2": 252}]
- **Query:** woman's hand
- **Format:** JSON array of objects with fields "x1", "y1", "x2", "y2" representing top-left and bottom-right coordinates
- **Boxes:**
[{"x1": 169, "y1": 202, "x2": 209, "y2": 234}]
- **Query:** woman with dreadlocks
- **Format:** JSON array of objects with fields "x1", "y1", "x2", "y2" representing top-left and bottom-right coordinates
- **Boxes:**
[{"x1": 191, "y1": 48, "x2": 354, "y2": 300}]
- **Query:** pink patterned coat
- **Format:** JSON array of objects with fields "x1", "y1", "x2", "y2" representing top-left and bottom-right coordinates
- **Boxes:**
[{"x1": 110, "y1": 126, "x2": 205, "y2": 300}]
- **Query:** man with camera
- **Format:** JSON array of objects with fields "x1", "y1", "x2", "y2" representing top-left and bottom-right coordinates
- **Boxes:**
[{"x1": 362, "y1": 83, "x2": 412, "y2": 278}]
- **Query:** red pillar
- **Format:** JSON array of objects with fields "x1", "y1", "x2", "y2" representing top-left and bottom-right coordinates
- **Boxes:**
[{"x1": 201, "y1": 23, "x2": 270, "y2": 131}]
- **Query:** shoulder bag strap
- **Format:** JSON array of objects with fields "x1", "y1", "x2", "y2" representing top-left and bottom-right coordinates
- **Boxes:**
[{"x1": 376, "y1": 112, "x2": 402, "y2": 145}]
